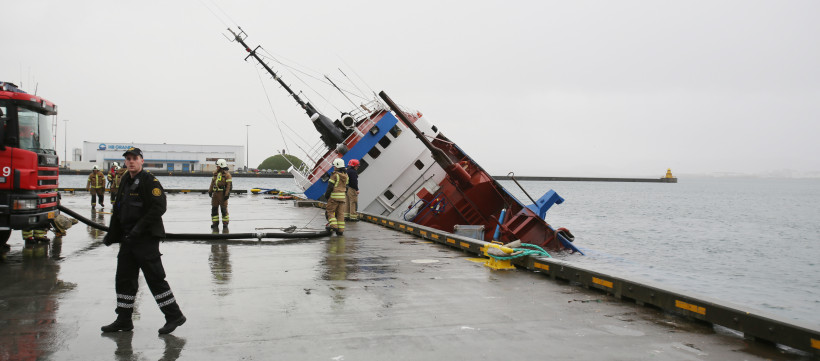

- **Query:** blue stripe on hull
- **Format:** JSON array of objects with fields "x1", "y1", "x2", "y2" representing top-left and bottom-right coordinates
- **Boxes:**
[{"x1": 305, "y1": 112, "x2": 399, "y2": 200}]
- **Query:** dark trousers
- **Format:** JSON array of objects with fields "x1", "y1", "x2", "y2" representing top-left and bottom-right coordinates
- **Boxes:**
[
  {"x1": 115, "y1": 248, "x2": 183, "y2": 322},
  {"x1": 91, "y1": 188, "x2": 105, "y2": 206}
]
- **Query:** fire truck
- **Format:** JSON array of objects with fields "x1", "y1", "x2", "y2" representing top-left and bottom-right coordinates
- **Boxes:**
[{"x1": 0, "y1": 82, "x2": 60, "y2": 247}]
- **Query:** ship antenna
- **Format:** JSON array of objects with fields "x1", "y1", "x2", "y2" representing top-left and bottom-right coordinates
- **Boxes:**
[
  {"x1": 226, "y1": 27, "x2": 315, "y2": 115},
  {"x1": 226, "y1": 27, "x2": 345, "y2": 150},
  {"x1": 324, "y1": 75, "x2": 359, "y2": 112},
  {"x1": 338, "y1": 67, "x2": 368, "y2": 101}
]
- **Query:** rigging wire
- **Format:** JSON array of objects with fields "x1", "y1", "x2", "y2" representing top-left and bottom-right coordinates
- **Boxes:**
[
  {"x1": 338, "y1": 67, "x2": 369, "y2": 102},
  {"x1": 339, "y1": 56, "x2": 379, "y2": 100},
  {"x1": 198, "y1": 0, "x2": 231, "y2": 28},
  {"x1": 255, "y1": 66, "x2": 291, "y2": 156},
  {"x1": 257, "y1": 50, "x2": 368, "y2": 101}
]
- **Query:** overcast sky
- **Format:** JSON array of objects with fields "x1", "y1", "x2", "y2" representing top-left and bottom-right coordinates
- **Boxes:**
[{"x1": 2, "y1": 1, "x2": 818, "y2": 177}]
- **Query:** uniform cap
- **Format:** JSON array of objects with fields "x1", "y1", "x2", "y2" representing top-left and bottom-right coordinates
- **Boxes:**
[{"x1": 122, "y1": 147, "x2": 143, "y2": 157}]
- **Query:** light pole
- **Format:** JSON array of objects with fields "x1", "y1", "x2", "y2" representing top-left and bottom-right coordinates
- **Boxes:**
[
  {"x1": 63, "y1": 119, "x2": 69, "y2": 166},
  {"x1": 245, "y1": 124, "x2": 250, "y2": 171}
]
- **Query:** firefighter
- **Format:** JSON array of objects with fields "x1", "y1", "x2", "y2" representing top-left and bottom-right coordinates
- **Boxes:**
[
  {"x1": 208, "y1": 159, "x2": 232, "y2": 229},
  {"x1": 344, "y1": 159, "x2": 360, "y2": 221},
  {"x1": 87, "y1": 165, "x2": 106, "y2": 208},
  {"x1": 21, "y1": 228, "x2": 49, "y2": 243},
  {"x1": 101, "y1": 147, "x2": 186, "y2": 335},
  {"x1": 107, "y1": 163, "x2": 126, "y2": 206},
  {"x1": 323, "y1": 158, "x2": 348, "y2": 236}
]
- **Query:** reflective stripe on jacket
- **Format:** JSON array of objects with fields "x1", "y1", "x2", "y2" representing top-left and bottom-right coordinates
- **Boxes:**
[
  {"x1": 87, "y1": 171, "x2": 105, "y2": 188},
  {"x1": 329, "y1": 171, "x2": 348, "y2": 200}
]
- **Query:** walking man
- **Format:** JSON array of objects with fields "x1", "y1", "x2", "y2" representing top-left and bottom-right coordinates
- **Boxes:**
[
  {"x1": 344, "y1": 159, "x2": 360, "y2": 221},
  {"x1": 323, "y1": 158, "x2": 348, "y2": 236},
  {"x1": 87, "y1": 165, "x2": 106, "y2": 209},
  {"x1": 101, "y1": 147, "x2": 186, "y2": 335},
  {"x1": 107, "y1": 162, "x2": 126, "y2": 206},
  {"x1": 208, "y1": 159, "x2": 232, "y2": 229}
]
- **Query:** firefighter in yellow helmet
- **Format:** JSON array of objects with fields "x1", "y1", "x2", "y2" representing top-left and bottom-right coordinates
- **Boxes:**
[
  {"x1": 87, "y1": 165, "x2": 106, "y2": 209},
  {"x1": 323, "y1": 158, "x2": 348, "y2": 236},
  {"x1": 107, "y1": 162, "x2": 126, "y2": 206},
  {"x1": 209, "y1": 159, "x2": 232, "y2": 229}
]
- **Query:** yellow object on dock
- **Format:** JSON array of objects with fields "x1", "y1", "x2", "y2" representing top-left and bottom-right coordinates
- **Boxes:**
[
  {"x1": 664, "y1": 168, "x2": 676, "y2": 179},
  {"x1": 480, "y1": 241, "x2": 518, "y2": 270}
]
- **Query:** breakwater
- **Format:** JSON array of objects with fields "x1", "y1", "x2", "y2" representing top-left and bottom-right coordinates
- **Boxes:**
[{"x1": 495, "y1": 175, "x2": 677, "y2": 183}]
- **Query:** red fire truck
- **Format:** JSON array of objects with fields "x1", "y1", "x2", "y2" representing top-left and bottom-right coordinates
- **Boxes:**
[{"x1": 0, "y1": 82, "x2": 60, "y2": 247}]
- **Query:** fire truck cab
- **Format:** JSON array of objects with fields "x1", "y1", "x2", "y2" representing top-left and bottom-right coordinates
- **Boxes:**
[{"x1": 0, "y1": 82, "x2": 60, "y2": 247}]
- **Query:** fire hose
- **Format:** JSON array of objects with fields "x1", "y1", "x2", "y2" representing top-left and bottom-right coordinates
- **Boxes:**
[{"x1": 57, "y1": 205, "x2": 332, "y2": 241}]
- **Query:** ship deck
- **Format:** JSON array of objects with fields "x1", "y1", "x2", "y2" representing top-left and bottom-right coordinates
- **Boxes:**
[{"x1": 0, "y1": 193, "x2": 805, "y2": 360}]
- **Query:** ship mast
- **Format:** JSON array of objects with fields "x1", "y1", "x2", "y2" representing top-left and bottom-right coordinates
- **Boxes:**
[{"x1": 227, "y1": 27, "x2": 344, "y2": 150}]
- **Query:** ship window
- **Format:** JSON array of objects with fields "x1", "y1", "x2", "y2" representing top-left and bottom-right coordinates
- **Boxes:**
[
  {"x1": 378, "y1": 136, "x2": 392, "y2": 148},
  {"x1": 368, "y1": 147, "x2": 381, "y2": 159},
  {"x1": 431, "y1": 125, "x2": 438, "y2": 133},
  {"x1": 414, "y1": 160, "x2": 424, "y2": 170},
  {"x1": 389, "y1": 125, "x2": 402, "y2": 138},
  {"x1": 384, "y1": 190, "x2": 394, "y2": 200},
  {"x1": 357, "y1": 159, "x2": 369, "y2": 174}
]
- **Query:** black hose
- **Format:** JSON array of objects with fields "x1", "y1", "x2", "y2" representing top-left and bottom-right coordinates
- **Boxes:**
[{"x1": 57, "y1": 205, "x2": 332, "y2": 240}]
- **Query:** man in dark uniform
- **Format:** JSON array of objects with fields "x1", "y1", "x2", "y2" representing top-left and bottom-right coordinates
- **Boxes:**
[
  {"x1": 344, "y1": 159, "x2": 360, "y2": 221},
  {"x1": 101, "y1": 147, "x2": 186, "y2": 335}
]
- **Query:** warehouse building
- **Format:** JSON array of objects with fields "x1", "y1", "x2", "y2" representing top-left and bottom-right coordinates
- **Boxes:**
[{"x1": 80, "y1": 141, "x2": 245, "y2": 172}]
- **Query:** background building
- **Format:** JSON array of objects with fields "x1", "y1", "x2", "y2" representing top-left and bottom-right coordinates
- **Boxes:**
[{"x1": 80, "y1": 141, "x2": 245, "y2": 172}]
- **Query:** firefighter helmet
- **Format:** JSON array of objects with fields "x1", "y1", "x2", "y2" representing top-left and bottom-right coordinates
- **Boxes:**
[
  {"x1": 333, "y1": 158, "x2": 345, "y2": 168},
  {"x1": 92, "y1": 165, "x2": 99, "y2": 170},
  {"x1": 348, "y1": 159, "x2": 360, "y2": 167},
  {"x1": 216, "y1": 159, "x2": 228, "y2": 168}
]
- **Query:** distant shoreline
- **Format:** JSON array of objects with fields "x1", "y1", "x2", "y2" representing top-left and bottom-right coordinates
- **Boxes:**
[{"x1": 59, "y1": 169, "x2": 676, "y2": 183}]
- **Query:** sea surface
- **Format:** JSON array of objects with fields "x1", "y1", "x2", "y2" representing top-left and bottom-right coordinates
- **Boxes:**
[{"x1": 59, "y1": 175, "x2": 820, "y2": 327}]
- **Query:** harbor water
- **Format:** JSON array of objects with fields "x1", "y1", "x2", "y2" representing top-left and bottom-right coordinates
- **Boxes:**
[{"x1": 58, "y1": 175, "x2": 820, "y2": 327}]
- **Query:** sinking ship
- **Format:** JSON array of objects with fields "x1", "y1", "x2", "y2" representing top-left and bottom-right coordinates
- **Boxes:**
[{"x1": 228, "y1": 28, "x2": 580, "y2": 253}]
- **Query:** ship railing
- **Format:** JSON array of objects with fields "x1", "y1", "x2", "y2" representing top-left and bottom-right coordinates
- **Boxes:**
[
  {"x1": 293, "y1": 100, "x2": 388, "y2": 186},
  {"x1": 348, "y1": 99, "x2": 386, "y2": 122}
]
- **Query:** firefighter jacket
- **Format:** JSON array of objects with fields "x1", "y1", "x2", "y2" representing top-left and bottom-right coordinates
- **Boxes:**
[
  {"x1": 103, "y1": 170, "x2": 167, "y2": 250},
  {"x1": 209, "y1": 169, "x2": 233, "y2": 196},
  {"x1": 323, "y1": 169, "x2": 349, "y2": 201},
  {"x1": 87, "y1": 170, "x2": 106, "y2": 189},
  {"x1": 108, "y1": 168, "x2": 127, "y2": 189}
]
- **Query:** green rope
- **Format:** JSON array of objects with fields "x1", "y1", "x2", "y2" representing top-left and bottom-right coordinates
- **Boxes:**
[{"x1": 488, "y1": 243, "x2": 551, "y2": 260}]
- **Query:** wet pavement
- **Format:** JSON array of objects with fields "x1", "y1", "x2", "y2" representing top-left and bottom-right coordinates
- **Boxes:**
[{"x1": 0, "y1": 193, "x2": 809, "y2": 360}]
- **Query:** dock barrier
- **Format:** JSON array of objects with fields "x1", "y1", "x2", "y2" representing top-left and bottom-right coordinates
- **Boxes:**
[{"x1": 358, "y1": 210, "x2": 820, "y2": 356}]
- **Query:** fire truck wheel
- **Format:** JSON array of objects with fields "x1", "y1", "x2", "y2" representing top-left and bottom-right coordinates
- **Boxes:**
[{"x1": 0, "y1": 230, "x2": 10, "y2": 247}]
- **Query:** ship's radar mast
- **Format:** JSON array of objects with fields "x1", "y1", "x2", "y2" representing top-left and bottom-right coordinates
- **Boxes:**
[{"x1": 226, "y1": 27, "x2": 344, "y2": 150}]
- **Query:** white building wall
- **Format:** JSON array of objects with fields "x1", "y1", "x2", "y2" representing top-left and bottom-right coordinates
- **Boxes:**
[{"x1": 82, "y1": 141, "x2": 245, "y2": 172}]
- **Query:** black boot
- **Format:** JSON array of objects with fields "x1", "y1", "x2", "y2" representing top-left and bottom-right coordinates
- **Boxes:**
[
  {"x1": 211, "y1": 222, "x2": 219, "y2": 229},
  {"x1": 101, "y1": 318, "x2": 134, "y2": 332},
  {"x1": 158, "y1": 315, "x2": 186, "y2": 334}
]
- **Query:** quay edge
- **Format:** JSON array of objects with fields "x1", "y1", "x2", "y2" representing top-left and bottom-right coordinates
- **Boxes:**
[{"x1": 356, "y1": 208, "x2": 818, "y2": 356}]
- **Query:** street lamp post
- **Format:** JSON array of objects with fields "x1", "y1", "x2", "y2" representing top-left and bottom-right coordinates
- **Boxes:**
[
  {"x1": 245, "y1": 124, "x2": 250, "y2": 172},
  {"x1": 63, "y1": 119, "x2": 69, "y2": 166}
]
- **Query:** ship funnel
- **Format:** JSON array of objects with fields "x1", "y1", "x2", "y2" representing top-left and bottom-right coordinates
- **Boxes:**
[{"x1": 310, "y1": 112, "x2": 345, "y2": 149}]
